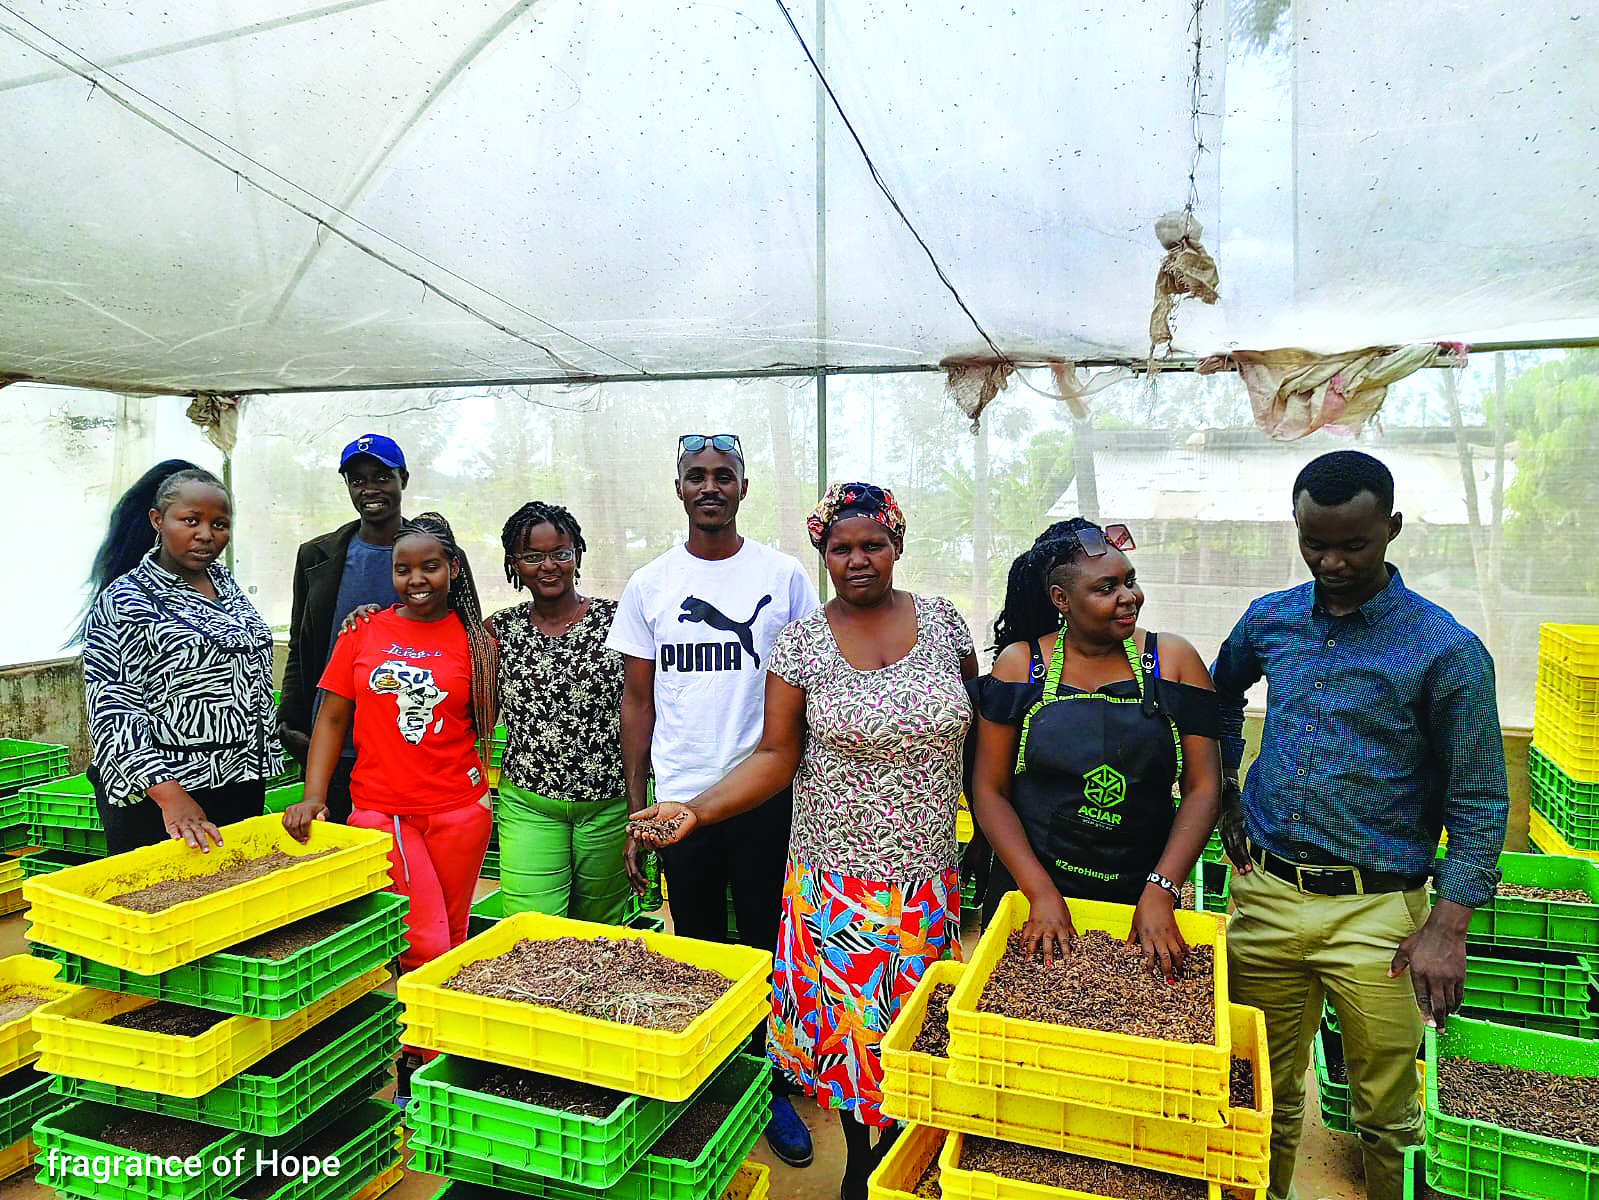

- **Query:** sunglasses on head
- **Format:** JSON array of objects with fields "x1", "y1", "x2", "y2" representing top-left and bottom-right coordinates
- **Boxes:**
[
  {"x1": 1077, "y1": 523, "x2": 1135, "y2": 557},
  {"x1": 678, "y1": 434, "x2": 743, "y2": 458}
]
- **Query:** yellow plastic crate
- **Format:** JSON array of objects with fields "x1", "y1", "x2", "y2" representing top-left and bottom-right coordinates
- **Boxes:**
[
  {"x1": 0, "y1": 887, "x2": 25, "y2": 918},
  {"x1": 869, "y1": 1124, "x2": 947, "y2": 1200},
  {"x1": 0, "y1": 859, "x2": 25, "y2": 890},
  {"x1": 938, "y1": 1132, "x2": 1222, "y2": 1200},
  {"x1": 0, "y1": 1135, "x2": 35, "y2": 1182},
  {"x1": 347, "y1": 1160, "x2": 405, "y2": 1200},
  {"x1": 36, "y1": 963, "x2": 388, "y2": 1097},
  {"x1": 1529, "y1": 806, "x2": 1599, "y2": 862},
  {"x1": 25, "y1": 814, "x2": 393, "y2": 974},
  {"x1": 0, "y1": 954, "x2": 79, "y2": 1075},
  {"x1": 946, "y1": 892, "x2": 1231, "y2": 1122},
  {"x1": 720, "y1": 1160, "x2": 772, "y2": 1200},
  {"x1": 881, "y1": 962, "x2": 1268, "y2": 1189},
  {"x1": 397, "y1": 911, "x2": 772, "y2": 1101},
  {"x1": 1541, "y1": 624, "x2": 1599, "y2": 679},
  {"x1": 957, "y1": 809, "x2": 975, "y2": 843}
]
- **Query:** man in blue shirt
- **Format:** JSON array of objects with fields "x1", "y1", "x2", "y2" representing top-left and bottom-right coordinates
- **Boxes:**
[{"x1": 1211, "y1": 450, "x2": 1507, "y2": 1200}]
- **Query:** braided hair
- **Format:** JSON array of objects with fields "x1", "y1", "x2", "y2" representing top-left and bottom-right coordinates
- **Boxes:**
[
  {"x1": 989, "y1": 517, "x2": 1105, "y2": 654},
  {"x1": 393, "y1": 513, "x2": 499, "y2": 757},
  {"x1": 499, "y1": 501, "x2": 585, "y2": 588},
  {"x1": 70, "y1": 459, "x2": 206, "y2": 646}
]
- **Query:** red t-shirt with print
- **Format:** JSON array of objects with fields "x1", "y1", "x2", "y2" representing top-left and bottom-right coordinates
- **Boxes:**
[{"x1": 318, "y1": 606, "x2": 488, "y2": 814}]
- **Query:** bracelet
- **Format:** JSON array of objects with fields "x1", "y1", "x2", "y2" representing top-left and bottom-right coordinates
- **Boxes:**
[{"x1": 1146, "y1": 871, "x2": 1182, "y2": 905}]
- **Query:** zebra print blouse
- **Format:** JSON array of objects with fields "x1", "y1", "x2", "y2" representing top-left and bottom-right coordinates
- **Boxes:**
[{"x1": 82, "y1": 552, "x2": 283, "y2": 806}]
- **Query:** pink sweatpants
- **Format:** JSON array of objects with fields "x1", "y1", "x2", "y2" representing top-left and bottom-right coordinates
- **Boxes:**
[{"x1": 349, "y1": 800, "x2": 492, "y2": 973}]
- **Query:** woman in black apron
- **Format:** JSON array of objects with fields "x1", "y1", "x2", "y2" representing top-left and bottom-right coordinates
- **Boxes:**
[{"x1": 970, "y1": 518, "x2": 1222, "y2": 977}]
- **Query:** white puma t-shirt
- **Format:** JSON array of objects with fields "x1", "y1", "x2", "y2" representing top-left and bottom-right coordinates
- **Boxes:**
[{"x1": 606, "y1": 539, "x2": 820, "y2": 807}]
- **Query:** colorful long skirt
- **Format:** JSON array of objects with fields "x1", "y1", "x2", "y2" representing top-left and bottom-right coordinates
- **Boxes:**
[{"x1": 767, "y1": 856, "x2": 961, "y2": 1127}]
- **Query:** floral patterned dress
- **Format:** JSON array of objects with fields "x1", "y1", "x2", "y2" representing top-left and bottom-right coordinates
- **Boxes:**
[{"x1": 765, "y1": 594, "x2": 972, "y2": 1126}]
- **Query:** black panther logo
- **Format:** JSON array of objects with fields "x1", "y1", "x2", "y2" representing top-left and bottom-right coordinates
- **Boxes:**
[{"x1": 678, "y1": 594, "x2": 772, "y2": 667}]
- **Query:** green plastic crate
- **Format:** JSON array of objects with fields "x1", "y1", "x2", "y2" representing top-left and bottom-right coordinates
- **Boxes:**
[
  {"x1": 264, "y1": 784, "x2": 305, "y2": 816},
  {"x1": 479, "y1": 846, "x2": 500, "y2": 881},
  {"x1": 627, "y1": 912, "x2": 667, "y2": 934},
  {"x1": 0, "y1": 739, "x2": 69, "y2": 794},
  {"x1": 1462, "y1": 946, "x2": 1596, "y2": 1020},
  {"x1": 40, "y1": 893, "x2": 407, "y2": 1019},
  {"x1": 18, "y1": 848, "x2": 96, "y2": 878},
  {"x1": 1530, "y1": 747, "x2": 1599, "y2": 851},
  {"x1": 467, "y1": 888, "x2": 502, "y2": 938},
  {"x1": 0, "y1": 1063, "x2": 64, "y2": 1149},
  {"x1": 1459, "y1": 850, "x2": 1599, "y2": 956},
  {"x1": 1314, "y1": 1021, "x2": 1353, "y2": 1135},
  {"x1": 36, "y1": 1099, "x2": 255, "y2": 1200},
  {"x1": 1425, "y1": 1014, "x2": 1599, "y2": 1199},
  {"x1": 407, "y1": 1047, "x2": 723, "y2": 1189},
  {"x1": 1460, "y1": 1003, "x2": 1599, "y2": 1040},
  {"x1": 1201, "y1": 828, "x2": 1228, "y2": 864},
  {"x1": 239, "y1": 1101, "x2": 399, "y2": 1200},
  {"x1": 53, "y1": 994, "x2": 400, "y2": 1137},
  {"x1": 0, "y1": 825, "x2": 30, "y2": 854},
  {"x1": 409, "y1": 1052, "x2": 768, "y2": 1200},
  {"x1": 1199, "y1": 859, "x2": 1231, "y2": 914},
  {"x1": 20, "y1": 774, "x2": 100, "y2": 830},
  {"x1": 27, "y1": 821, "x2": 106, "y2": 856}
]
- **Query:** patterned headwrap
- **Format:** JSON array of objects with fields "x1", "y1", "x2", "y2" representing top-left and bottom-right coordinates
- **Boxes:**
[{"x1": 806, "y1": 481, "x2": 907, "y2": 550}]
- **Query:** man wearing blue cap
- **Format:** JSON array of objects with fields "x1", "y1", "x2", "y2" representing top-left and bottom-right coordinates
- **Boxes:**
[{"x1": 278, "y1": 434, "x2": 409, "y2": 822}]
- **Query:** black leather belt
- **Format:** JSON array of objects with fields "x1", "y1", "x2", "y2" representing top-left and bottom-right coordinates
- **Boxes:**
[{"x1": 1249, "y1": 844, "x2": 1428, "y2": 896}]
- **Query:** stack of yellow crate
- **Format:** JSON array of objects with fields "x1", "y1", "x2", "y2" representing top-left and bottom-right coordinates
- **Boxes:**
[
  {"x1": 875, "y1": 893, "x2": 1270, "y2": 1200},
  {"x1": 20, "y1": 815, "x2": 407, "y2": 1200},
  {"x1": 1529, "y1": 624, "x2": 1599, "y2": 860}
]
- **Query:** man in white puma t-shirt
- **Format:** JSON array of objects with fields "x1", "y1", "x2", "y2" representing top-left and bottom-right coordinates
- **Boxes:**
[{"x1": 607, "y1": 433, "x2": 819, "y2": 1167}]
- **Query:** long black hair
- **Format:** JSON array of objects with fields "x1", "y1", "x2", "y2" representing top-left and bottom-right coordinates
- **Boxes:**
[
  {"x1": 393, "y1": 512, "x2": 498, "y2": 749},
  {"x1": 989, "y1": 517, "x2": 1105, "y2": 654},
  {"x1": 499, "y1": 502, "x2": 585, "y2": 589},
  {"x1": 70, "y1": 458, "x2": 205, "y2": 646}
]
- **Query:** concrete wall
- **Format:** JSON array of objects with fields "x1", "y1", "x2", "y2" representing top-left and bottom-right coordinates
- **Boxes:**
[{"x1": 0, "y1": 652, "x2": 1539, "y2": 854}]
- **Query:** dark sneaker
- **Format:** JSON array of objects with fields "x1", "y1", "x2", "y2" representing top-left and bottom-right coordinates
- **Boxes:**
[
  {"x1": 393, "y1": 1051, "x2": 423, "y2": 1112},
  {"x1": 765, "y1": 1093, "x2": 813, "y2": 1167}
]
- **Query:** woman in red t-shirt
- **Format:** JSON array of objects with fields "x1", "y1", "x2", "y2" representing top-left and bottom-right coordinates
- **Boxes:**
[{"x1": 284, "y1": 512, "x2": 499, "y2": 980}]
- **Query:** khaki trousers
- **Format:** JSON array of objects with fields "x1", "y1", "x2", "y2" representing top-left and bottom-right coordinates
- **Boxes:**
[{"x1": 1226, "y1": 864, "x2": 1427, "y2": 1200}]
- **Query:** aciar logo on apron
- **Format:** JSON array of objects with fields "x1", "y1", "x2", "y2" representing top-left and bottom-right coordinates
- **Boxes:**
[{"x1": 1081, "y1": 763, "x2": 1127, "y2": 826}]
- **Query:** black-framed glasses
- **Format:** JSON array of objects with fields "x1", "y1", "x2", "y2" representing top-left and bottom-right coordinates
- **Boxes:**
[
  {"x1": 509, "y1": 549, "x2": 577, "y2": 566},
  {"x1": 1078, "y1": 523, "x2": 1135, "y2": 557},
  {"x1": 678, "y1": 433, "x2": 743, "y2": 459}
]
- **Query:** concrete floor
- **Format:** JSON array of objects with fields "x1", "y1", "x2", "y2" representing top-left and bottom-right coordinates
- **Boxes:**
[{"x1": 0, "y1": 885, "x2": 1368, "y2": 1200}]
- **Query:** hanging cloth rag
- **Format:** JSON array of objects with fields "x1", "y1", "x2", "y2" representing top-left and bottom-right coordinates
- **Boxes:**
[
  {"x1": 185, "y1": 392, "x2": 241, "y2": 454},
  {"x1": 1149, "y1": 211, "x2": 1219, "y2": 357},
  {"x1": 1197, "y1": 343, "x2": 1468, "y2": 440}
]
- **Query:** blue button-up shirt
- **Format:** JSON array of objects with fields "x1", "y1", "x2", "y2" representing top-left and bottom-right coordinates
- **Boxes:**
[{"x1": 1211, "y1": 567, "x2": 1507, "y2": 909}]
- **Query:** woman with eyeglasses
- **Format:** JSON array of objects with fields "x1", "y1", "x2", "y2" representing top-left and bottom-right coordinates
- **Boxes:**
[
  {"x1": 486, "y1": 502, "x2": 629, "y2": 922},
  {"x1": 970, "y1": 517, "x2": 1222, "y2": 979}
]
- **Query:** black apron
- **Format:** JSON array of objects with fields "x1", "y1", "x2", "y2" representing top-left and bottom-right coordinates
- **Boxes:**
[{"x1": 986, "y1": 633, "x2": 1182, "y2": 913}]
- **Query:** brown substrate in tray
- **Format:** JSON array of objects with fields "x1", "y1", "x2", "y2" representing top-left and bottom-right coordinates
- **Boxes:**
[
  {"x1": 103, "y1": 1001, "x2": 230, "y2": 1037},
  {"x1": 244, "y1": 1002, "x2": 370, "y2": 1078},
  {"x1": 1229, "y1": 1057, "x2": 1255, "y2": 1109},
  {"x1": 444, "y1": 935, "x2": 731, "y2": 1032},
  {"x1": 977, "y1": 930, "x2": 1215, "y2": 1044},
  {"x1": 0, "y1": 993, "x2": 54, "y2": 1025},
  {"x1": 473, "y1": 1066, "x2": 624, "y2": 1117},
  {"x1": 910, "y1": 985, "x2": 954, "y2": 1057},
  {"x1": 99, "y1": 1112, "x2": 221, "y2": 1157},
  {"x1": 1437, "y1": 1057, "x2": 1599, "y2": 1146},
  {"x1": 109, "y1": 849, "x2": 335, "y2": 913},
  {"x1": 1495, "y1": 883, "x2": 1592, "y2": 903},
  {"x1": 232, "y1": 913, "x2": 352, "y2": 960},
  {"x1": 962, "y1": 1136, "x2": 1206, "y2": 1199},
  {"x1": 912, "y1": 1159, "x2": 943, "y2": 1198},
  {"x1": 647, "y1": 1097, "x2": 734, "y2": 1161}
]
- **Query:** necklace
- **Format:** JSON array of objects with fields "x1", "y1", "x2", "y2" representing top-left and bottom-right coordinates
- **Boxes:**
[{"x1": 534, "y1": 595, "x2": 587, "y2": 638}]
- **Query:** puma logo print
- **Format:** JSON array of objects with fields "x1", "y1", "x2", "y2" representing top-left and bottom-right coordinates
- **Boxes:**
[{"x1": 673, "y1": 594, "x2": 773, "y2": 668}]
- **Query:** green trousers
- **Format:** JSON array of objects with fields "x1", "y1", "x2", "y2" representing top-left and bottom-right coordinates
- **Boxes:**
[
  {"x1": 496, "y1": 782, "x2": 630, "y2": 925},
  {"x1": 1227, "y1": 864, "x2": 1427, "y2": 1200}
]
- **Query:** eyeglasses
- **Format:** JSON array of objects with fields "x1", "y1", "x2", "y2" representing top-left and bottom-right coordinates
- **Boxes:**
[
  {"x1": 1077, "y1": 523, "x2": 1135, "y2": 557},
  {"x1": 678, "y1": 433, "x2": 743, "y2": 459},
  {"x1": 509, "y1": 549, "x2": 577, "y2": 566}
]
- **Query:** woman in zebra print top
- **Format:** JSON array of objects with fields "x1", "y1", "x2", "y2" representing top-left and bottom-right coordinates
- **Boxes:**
[{"x1": 82, "y1": 467, "x2": 281, "y2": 855}]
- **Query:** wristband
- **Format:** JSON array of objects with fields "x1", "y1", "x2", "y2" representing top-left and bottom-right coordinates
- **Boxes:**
[{"x1": 1146, "y1": 871, "x2": 1181, "y2": 905}]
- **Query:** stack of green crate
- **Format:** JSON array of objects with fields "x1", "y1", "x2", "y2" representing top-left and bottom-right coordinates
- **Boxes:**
[
  {"x1": 1531, "y1": 625, "x2": 1599, "y2": 852},
  {"x1": 27, "y1": 835, "x2": 410, "y2": 1200},
  {"x1": 19, "y1": 774, "x2": 106, "y2": 872},
  {"x1": 0, "y1": 739, "x2": 70, "y2": 867}
]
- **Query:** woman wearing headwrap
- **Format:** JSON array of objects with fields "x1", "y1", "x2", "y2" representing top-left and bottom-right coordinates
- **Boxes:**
[{"x1": 633, "y1": 482, "x2": 977, "y2": 1200}]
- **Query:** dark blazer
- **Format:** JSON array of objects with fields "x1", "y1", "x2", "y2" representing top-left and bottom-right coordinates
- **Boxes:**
[{"x1": 278, "y1": 519, "x2": 362, "y2": 750}]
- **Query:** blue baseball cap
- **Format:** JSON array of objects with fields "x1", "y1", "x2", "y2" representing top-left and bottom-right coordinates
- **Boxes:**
[{"x1": 338, "y1": 434, "x2": 406, "y2": 472}]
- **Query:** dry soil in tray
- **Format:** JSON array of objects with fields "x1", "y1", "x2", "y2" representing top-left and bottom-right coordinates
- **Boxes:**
[
  {"x1": 1495, "y1": 882, "x2": 1592, "y2": 903},
  {"x1": 473, "y1": 1066, "x2": 624, "y2": 1118},
  {"x1": 977, "y1": 930, "x2": 1215, "y2": 1043},
  {"x1": 103, "y1": 1001, "x2": 230, "y2": 1037},
  {"x1": 962, "y1": 1136, "x2": 1206, "y2": 1199},
  {"x1": 647, "y1": 1097, "x2": 733, "y2": 1161},
  {"x1": 912, "y1": 1159, "x2": 942, "y2": 1198},
  {"x1": 445, "y1": 936, "x2": 731, "y2": 1032},
  {"x1": 109, "y1": 849, "x2": 334, "y2": 913},
  {"x1": 232, "y1": 913, "x2": 352, "y2": 960},
  {"x1": 910, "y1": 984, "x2": 954, "y2": 1057},
  {"x1": 0, "y1": 993, "x2": 54, "y2": 1025},
  {"x1": 244, "y1": 1002, "x2": 368, "y2": 1078},
  {"x1": 1229, "y1": 1058, "x2": 1255, "y2": 1109},
  {"x1": 99, "y1": 1112, "x2": 221, "y2": 1157},
  {"x1": 1437, "y1": 1057, "x2": 1599, "y2": 1146}
]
